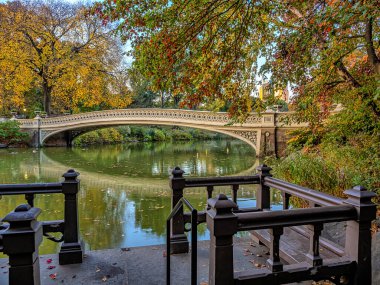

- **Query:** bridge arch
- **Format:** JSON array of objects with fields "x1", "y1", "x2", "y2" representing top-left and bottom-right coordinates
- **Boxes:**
[{"x1": 42, "y1": 121, "x2": 259, "y2": 155}]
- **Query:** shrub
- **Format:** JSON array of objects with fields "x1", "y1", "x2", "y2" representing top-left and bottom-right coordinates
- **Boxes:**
[
  {"x1": 73, "y1": 131, "x2": 101, "y2": 146},
  {"x1": 152, "y1": 129, "x2": 166, "y2": 141},
  {"x1": 171, "y1": 129, "x2": 193, "y2": 140},
  {"x1": 0, "y1": 120, "x2": 29, "y2": 145}
]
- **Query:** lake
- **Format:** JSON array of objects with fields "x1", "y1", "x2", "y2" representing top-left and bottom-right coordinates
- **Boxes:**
[{"x1": 0, "y1": 140, "x2": 281, "y2": 254}]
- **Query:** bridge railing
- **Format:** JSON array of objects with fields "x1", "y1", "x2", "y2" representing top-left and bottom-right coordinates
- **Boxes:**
[{"x1": 0, "y1": 169, "x2": 84, "y2": 265}]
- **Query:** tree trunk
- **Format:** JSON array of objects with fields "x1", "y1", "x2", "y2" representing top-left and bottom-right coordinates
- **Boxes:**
[{"x1": 42, "y1": 80, "x2": 52, "y2": 115}]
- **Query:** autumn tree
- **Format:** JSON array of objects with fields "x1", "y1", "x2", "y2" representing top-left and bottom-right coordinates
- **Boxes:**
[
  {"x1": 0, "y1": 0, "x2": 131, "y2": 115},
  {"x1": 96, "y1": 0, "x2": 379, "y2": 126}
]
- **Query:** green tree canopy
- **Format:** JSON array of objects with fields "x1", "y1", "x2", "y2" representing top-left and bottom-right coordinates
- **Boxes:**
[{"x1": 96, "y1": 0, "x2": 379, "y2": 125}]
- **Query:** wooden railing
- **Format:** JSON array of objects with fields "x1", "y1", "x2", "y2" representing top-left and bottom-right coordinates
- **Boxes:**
[
  {"x1": 169, "y1": 166, "x2": 263, "y2": 253},
  {"x1": 0, "y1": 169, "x2": 84, "y2": 265},
  {"x1": 169, "y1": 165, "x2": 377, "y2": 285}
]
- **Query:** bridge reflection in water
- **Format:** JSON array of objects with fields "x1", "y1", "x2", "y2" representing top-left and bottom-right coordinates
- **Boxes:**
[{"x1": 0, "y1": 141, "x2": 283, "y2": 254}]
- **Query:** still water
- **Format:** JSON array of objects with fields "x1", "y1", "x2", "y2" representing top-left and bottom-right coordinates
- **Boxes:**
[{"x1": 0, "y1": 140, "x2": 280, "y2": 254}]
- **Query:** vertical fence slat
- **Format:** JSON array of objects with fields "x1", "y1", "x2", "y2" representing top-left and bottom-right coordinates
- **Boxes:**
[
  {"x1": 305, "y1": 223, "x2": 323, "y2": 266},
  {"x1": 267, "y1": 226, "x2": 284, "y2": 272}
]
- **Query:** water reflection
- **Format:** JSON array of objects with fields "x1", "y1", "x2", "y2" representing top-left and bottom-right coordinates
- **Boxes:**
[{"x1": 0, "y1": 140, "x2": 281, "y2": 254}]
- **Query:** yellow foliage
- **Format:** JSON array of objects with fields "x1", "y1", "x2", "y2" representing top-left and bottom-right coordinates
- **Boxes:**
[{"x1": 0, "y1": 2, "x2": 131, "y2": 115}]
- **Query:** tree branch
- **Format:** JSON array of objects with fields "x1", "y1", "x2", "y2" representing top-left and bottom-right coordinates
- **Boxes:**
[
  {"x1": 365, "y1": 17, "x2": 380, "y2": 74},
  {"x1": 334, "y1": 59, "x2": 361, "y2": 88}
]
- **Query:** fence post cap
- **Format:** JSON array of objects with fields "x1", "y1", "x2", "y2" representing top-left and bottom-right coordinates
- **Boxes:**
[
  {"x1": 15, "y1": 204, "x2": 31, "y2": 212},
  {"x1": 62, "y1": 169, "x2": 79, "y2": 181},
  {"x1": 344, "y1": 186, "x2": 377, "y2": 221},
  {"x1": 208, "y1": 194, "x2": 237, "y2": 213},
  {"x1": 171, "y1": 167, "x2": 184, "y2": 178},
  {"x1": 256, "y1": 164, "x2": 272, "y2": 174},
  {"x1": 3, "y1": 204, "x2": 41, "y2": 223},
  {"x1": 344, "y1": 185, "x2": 377, "y2": 204}
]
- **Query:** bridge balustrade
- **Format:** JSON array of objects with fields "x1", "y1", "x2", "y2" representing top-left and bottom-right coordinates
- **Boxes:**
[{"x1": 0, "y1": 170, "x2": 84, "y2": 266}]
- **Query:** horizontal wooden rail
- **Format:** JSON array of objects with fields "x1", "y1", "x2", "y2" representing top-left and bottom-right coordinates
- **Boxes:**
[
  {"x1": 184, "y1": 175, "x2": 260, "y2": 188},
  {"x1": 0, "y1": 182, "x2": 63, "y2": 195},
  {"x1": 236, "y1": 205, "x2": 357, "y2": 231},
  {"x1": 264, "y1": 176, "x2": 343, "y2": 206}
]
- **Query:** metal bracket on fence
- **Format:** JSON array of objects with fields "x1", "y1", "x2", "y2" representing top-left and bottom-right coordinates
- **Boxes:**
[
  {"x1": 43, "y1": 220, "x2": 65, "y2": 242},
  {"x1": 167, "y1": 197, "x2": 198, "y2": 285}
]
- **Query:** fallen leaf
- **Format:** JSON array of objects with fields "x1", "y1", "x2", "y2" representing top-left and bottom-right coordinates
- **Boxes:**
[
  {"x1": 256, "y1": 254, "x2": 262, "y2": 257},
  {"x1": 49, "y1": 273, "x2": 57, "y2": 280},
  {"x1": 47, "y1": 266, "x2": 56, "y2": 270},
  {"x1": 102, "y1": 276, "x2": 107, "y2": 282},
  {"x1": 46, "y1": 259, "x2": 53, "y2": 264},
  {"x1": 96, "y1": 267, "x2": 101, "y2": 272}
]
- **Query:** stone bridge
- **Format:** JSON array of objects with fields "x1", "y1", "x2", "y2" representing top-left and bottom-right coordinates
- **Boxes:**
[{"x1": 17, "y1": 109, "x2": 304, "y2": 156}]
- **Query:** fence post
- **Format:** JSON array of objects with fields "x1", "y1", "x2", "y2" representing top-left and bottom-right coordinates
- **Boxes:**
[
  {"x1": 256, "y1": 164, "x2": 272, "y2": 210},
  {"x1": 2, "y1": 204, "x2": 43, "y2": 285},
  {"x1": 169, "y1": 167, "x2": 189, "y2": 254},
  {"x1": 343, "y1": 186, "x2": 377, "y2": 285},
  {"x1": 207, "y1": 194, "x2": 237, "y2": 285},
  {"x1": 59, "y1": 169, "x2": 84, "y2": 265}
]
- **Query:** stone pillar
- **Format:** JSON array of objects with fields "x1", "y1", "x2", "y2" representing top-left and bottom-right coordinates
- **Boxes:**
[
  {"x1": 59, "y1": 169, "x2": 84, "y2": 265},
  {"x1": 344, "y1": 186, "x2": 377, "y2": 285},
  {"x1": 169, "y1": 167, "x2": 189, "y2": 253},
  {"x1": 256, "y1": 164, "x2": 272, "y2": 210},
  {"x1": 2, "y1": 204, "x2": 43, "y2": 285},
  {"x1": 207, "y1": 194, "x2": 238, "y2": 285},
  {"x1": 33, "y1": 115, "x2": 41, "y2": 148}
]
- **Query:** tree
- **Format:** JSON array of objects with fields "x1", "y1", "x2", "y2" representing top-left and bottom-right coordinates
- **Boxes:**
[
  {"x1": 96, "y1": 0, "x2": 379, "y2": 124},
  {"x1": 0, "y1": 0, "x2": 132, "y2": 115}
]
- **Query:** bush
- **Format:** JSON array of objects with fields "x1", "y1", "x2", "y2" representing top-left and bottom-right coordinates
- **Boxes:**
[
  {"x1": 0, "y1": 120, "x2": 29, "y2": 145},
  {"x1": 130, "y1": 126, "x2": 152, "y2": 141},
  {"x1": 171, "y1": 129, "x2": 193, "y2": 140},
  {"x1": 152, "y1": 129, "x2": 166, "y2": 141},
  {"x1": 73, "y1": 131, "x2": 101, "y2": 146},
  {"x1": 190, "y1": 129, "x2": 212, "y2": 140}
]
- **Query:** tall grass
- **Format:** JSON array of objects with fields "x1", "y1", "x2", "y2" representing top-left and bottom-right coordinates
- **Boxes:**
[{"x1": 266, "y1": 144, "x2": 380, "y2": 202}]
